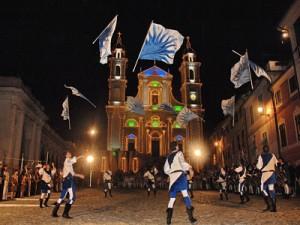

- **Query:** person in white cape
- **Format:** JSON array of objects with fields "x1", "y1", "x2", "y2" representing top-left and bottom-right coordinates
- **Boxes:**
[{"x1": 164, "y1": 141, "x2": 197, "y2": 225}]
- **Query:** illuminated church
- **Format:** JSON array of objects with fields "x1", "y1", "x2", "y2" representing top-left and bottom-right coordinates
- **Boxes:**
[{"x1": 106, "y1": 35, "x2": 204, "y2": 172}]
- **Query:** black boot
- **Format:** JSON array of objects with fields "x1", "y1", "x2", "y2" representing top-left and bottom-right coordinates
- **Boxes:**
[
  {"x1": 147, "y1": 189, "x2": 150, "y2": 197},
  {"x1": 270, "y1": 198, "x2": 277, "y2": 212},
  {"x1": 62, "y1": 203, "x2": 72, "y2": 219},
  {"x1": 190, "y1": 190, "x2": 194, "y2": 199},
  {"x1": 109, "y1": 189, "x2": 112, "y2": 197},
  {"x1": 262, "y1": 196, "x2": 270, "y2": 212},
  {"x1": 225, "y1": 192, "x2": 228, "y2": 200},
  {"x1": 52, "y1": 203, "x2": 60, "y2": 217},
  {"x1": 166, "y1": 208, "x2": 173, "y2": 225},
  {"x1": 245, "y1": 194, "x2": 250, "y2": 202},
  {"x1": 186, "y1": 206, "x2": 197, "y2": 224},
  {"x1": 104, "y1": 190, "x2": 107, "y2": 198},
  {"x1": 39, "y1": 199, "x2": 44, "y2": 208},
  {"x1": 44, "y1": 195, "x2": 50, "y2": 207},
  {"x1": 239, "y1": 195, "x2": 244, "y2": 204},
  {"x1": 219, "y1": 193, "x2": 223, "y2": 200},
  {"x1": 154, "y1": 189, "x2": 157, "y2": 197}
]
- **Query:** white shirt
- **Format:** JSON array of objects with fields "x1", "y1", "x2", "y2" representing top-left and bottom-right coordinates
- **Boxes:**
[
  {"x1": 63, "y1": 157, "x2": 77, "y2": 178},
  {"x1": 103, "y1": 171, "x2": 112, "y2": 182},
  {"x1": 164, "y1": 150, "x2": 191, "y2": 189},
  {"x1": 39, "y1": 168, "x2": 56, "y2": 183}
]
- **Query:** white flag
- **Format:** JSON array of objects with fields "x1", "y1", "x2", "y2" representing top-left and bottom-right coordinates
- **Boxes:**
[
  {"x1": 61, "y1": 97, "x2": 69, "y2": 120},
  {"x1": 249, "y1": 61, "x2": 271, "y2": 82},
  {"x1": 61, "y1": 97, "x2": 71, "y2": 130},
  {"x1": 230, "y1": 52, "x2": 251, "y2": 88},
  {"x1": 221, "y1": 96, "x2": 235, "y2": 116},
  {"x1": 94, "y1": 15, "x2": 118, "y2": 64},
  {"x1": 176, "y1": 107, "x2": 199, "y2": 127},
  {"x1": 64, "y1": 84, "x2": 96, "y2": 108}
]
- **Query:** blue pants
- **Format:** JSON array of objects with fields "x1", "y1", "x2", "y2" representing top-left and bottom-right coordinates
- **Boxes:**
[
  {"x1": 57, "y1": 175, "x2": 76, "y2": 205},
  {"x1": 261, "y1": 173, "x2": 276, "y2": 200},
  {"x1": 169, "y1": 174, "x2": 192, "y2": 208}
]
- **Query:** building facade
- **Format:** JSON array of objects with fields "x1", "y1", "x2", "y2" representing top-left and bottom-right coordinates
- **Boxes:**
[
  {"x1": 209, "y1": 60, "x2": 300, "y2": 167},
  {"x1": 106, "y1": 36, "x2": 204, "y2": 172},
  {"x1": 0, "y1": 76, "x2": 68, "y2": 170}
]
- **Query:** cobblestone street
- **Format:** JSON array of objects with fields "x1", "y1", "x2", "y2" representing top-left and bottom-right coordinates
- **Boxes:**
[{"x1": 0, "y1": 188, "x2": 300, "y2": 225}]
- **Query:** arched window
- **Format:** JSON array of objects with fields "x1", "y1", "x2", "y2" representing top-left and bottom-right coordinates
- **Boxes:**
[
  {"x1": 132, "y1": 157, "x2": 139, "y2": 173},
  {"x1": 126, "y1": 119, "x2": 138, "y2": 127},
  {"x1": 127, "y1": 134, "x2": 137, "y2": 151},
  {"x1": 115, "y1": 65, "x2": 121, "y2": 78},
  {"x1": 189, "y1": 69, "x2": 195, "y2": 81},
  {"x1": 151, "y1": 90, "x2": 159, "y2": 105}
]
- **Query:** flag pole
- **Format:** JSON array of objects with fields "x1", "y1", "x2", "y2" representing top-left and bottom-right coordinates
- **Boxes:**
[
  {"x1": 232, "y1": 96, "x2": 235, "y2": 127},
  {"x1": 246, "y1": 49, "x2": 254, "y2": 90},
  {"x1": 132, "y1": 20, "x2": 153, "y2": 72},
  {"x1": 67, "y1": 96, "x2": 71, "y2": 130},
  {"x1": 92, "y1": 15, "x2": 118, "y2": 45}
]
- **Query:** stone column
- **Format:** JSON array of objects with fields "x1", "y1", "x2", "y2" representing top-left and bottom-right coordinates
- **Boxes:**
[
  {"x1": 34, "y1": 124, "x2": 42, "y2": 162},
  {"x1": 28, "y1": 122, "x2": 37, "y2": 162},
  {"x1": 7, "y1": 104, "x2": 17, "y2": 168},
  {"x1": 13, "y1": 109, "x2": 25, "y2": 169}
]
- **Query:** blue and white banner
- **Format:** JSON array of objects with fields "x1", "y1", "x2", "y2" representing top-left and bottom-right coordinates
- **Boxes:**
[
  {"x1": 94, "y1": 15, "x2": 117, "y2": 64},
  {"x1": 249, "y1": 61, "x2": 271, "y2": 82},
  {"x1": 230, "y1": 52, "x2": 251, "y2": 88},
  {"x1": 159, "y1": 103, "x2": 176, "y2": 114},
  {"x1": 176, "y1": 107, "x2": 199, "y2": 127},
  {"x1": 126, "y1": 96, "x2": 145, "y2": 115},
  {"x1": 139, "y1": 22, "x2": 184, "y2": 64}
]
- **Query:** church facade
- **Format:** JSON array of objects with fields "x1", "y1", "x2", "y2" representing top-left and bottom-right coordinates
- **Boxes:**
[{"x1": 106, "y1": 36, "x2": 204, "y2": 172}]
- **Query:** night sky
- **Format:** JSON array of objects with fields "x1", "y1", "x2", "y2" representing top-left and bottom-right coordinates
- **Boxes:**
[{"x1": 0, "y1": 0, "x2": 294, "y2": 147}]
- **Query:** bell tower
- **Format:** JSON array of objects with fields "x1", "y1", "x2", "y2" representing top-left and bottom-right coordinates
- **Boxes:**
[
  {"x1": 179, "y1": 37, "x2": 204, "y2": 164},
  {"x1": 106, "y1": 32, "x2": 128, "y2": 170}
]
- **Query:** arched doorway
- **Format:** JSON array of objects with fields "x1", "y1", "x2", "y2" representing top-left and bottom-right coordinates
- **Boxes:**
[{"x1": 150, "y1": 132, "x2": 161, "y2": 159}]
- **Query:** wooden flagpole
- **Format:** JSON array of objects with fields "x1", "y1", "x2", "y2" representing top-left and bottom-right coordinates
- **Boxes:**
[{"x1": 132, "y1": 20, "x2": 153, "y2": 72}]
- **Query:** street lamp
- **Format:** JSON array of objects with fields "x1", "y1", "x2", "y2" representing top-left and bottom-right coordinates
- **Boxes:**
[
  {"x1": 194, "y1": 149, "x2": 202, "y2": 157},
  {"x1": 89, "y1": 128, "x2": 97, "y2": 137},
  {"x1": 87, "y1": 155, "x2": 94, "y2": 187}
]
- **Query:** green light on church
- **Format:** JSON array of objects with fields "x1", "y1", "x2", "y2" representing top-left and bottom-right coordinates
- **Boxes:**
[
  {"x1": 173, "y1": 105, "x2": 183, "y2": 112},
  {"x1": 127, "y1": 119, "x2": 137, "y2": 127},
  {"x1": 152, "y1": 105, "x2": 159, "y2": 111},
  {"x1": 173, "y1": 122, "x2": 181, "y2": 128},
  {"x1": 150, "y1": 81, "x2": 161, "y2": 87},
  {"x1": 151, "y1": 120, "x2": 160, "y2": 128}
]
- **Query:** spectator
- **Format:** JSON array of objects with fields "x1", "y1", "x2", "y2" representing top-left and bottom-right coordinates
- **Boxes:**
[
  {"x1": 2, "y1": 165, "x2": 10, "y2": 200},
  {"x1": 20, "y1": 171, "x2": 27, "y2": 198},
  {"x1": 11, "y1": 169, "x2": 19, "y2": 199},
  {"x1": 0, "y1": 161, "x2": 3, "y2": 200}
]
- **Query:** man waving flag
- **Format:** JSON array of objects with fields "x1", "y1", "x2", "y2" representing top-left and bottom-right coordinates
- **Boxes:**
[
  {"x1": 133, "y1": 22, "x2": 184, "y2": 71},
  {"x1": 64, "y1": 84, "x2": 96, "y2": 108},
  {"x1": 92, "y1": 15, "x2": 118, "y2": 64}
]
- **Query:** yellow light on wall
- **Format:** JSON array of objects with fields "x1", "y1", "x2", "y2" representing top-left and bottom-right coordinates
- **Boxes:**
[{"x1": 257, "y1": 106, "x2": 264, "y2": 114}]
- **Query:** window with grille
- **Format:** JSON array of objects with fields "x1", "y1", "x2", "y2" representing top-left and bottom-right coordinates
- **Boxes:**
[{"x1": 279, "y1": 123, "x2": 288, "y2": 147}]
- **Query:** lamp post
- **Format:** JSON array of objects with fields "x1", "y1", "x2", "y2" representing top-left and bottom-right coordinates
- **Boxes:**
[
  {"x1": 194, "y1": 149, "x2": 202, "y2": 172},
  {"x1": 87, "y1": 155, "x2": 94, "y2": 187}
]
